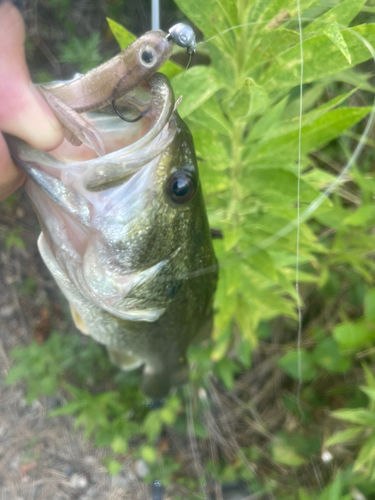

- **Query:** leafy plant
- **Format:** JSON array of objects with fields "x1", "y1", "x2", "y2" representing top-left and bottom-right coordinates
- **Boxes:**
[
  {"x1": 59, "y1": 33, "x2": 103, "y2": 73},
  {"x1": 6, "y1": 0, "x2": 375, "y2": 497}
]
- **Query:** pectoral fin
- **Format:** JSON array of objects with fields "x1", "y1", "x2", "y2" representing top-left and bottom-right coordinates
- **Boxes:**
[{"x1": 69, "y1": 303, "x2": 89, "y2": 335}]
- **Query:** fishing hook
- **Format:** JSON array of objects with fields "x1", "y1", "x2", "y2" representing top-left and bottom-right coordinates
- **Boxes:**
[{"x1": 111, "y1": 99, "x2": 149, "y2": 122}]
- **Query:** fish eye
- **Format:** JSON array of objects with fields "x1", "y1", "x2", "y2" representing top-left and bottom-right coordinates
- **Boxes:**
[
  {"x1": 139, "y1": 45, "x2": 157, "y2": 67},
  {"x1": 166, "y1": 170, "x2": 196, "y2": 204}
]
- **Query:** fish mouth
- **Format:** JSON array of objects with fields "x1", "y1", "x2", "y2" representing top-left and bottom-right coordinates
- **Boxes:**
[
  {"x1": 7, "y1": 72, "x2": 176, "y2": 200},
  {"x1": 7, "y1": 73, "x2": 179, "y2": 322},
  {"x1": 44, "y1": 72, "x2": 176, "y2": 194}
]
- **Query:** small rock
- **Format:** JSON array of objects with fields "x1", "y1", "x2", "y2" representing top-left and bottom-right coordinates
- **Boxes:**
[
  {"x1": 69, "y1": 473, "x2": 88, "y2": 489},
  {"x1": 45, "y1": 396, "x2": 61, "y2": 411},
  {"x1": 83, "y1": 456, "x2": 96, "y2": 466},
  {"x1": 134, "y1": 459, "x2": 149, "y2": 479},
  {"x1": 0, "y1": 304, "x2": 16, "y2": 318},
  {"x1": 63, "y1": 464, "x2": 75, "y2": 477}
]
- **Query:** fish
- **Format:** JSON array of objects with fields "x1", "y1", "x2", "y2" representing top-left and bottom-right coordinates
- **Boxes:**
[{"x1": 7, "y1": 63, "x2": 218, "y2": 400}]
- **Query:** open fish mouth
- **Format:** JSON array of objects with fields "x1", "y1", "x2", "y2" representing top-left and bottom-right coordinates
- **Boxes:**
[{"x1": 7, "y1": 73, "x2": 181, "y2": 322}]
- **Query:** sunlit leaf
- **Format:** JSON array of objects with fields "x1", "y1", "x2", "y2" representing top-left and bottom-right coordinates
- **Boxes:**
[
  {"x1": 172, "y1": 66, "x2": 223, "y2": 118},
  {"x1": 326, "y1": 427, "x2": 363, "y2": 447},
  {"x1": 333, "y1": 320, "x2": 375, "y2": 350}
]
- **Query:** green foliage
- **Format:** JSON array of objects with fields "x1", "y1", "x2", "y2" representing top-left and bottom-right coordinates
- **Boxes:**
[
  {"x1": 7, "y1": 0, "x2": 375, "y2": 497},
  {"x1": 60, "y1": 33, "x2": 103, "y2": 73},
  {"x1": 328, "y1": 365, "x2": 375, "y2": 481}
]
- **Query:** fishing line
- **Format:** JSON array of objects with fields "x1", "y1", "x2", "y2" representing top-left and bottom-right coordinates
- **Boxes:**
[
  {"x1": 295, "y1": 0, "x2": 304, "y2": 418},
  {"x1": 173, "y1": 53, "x2": 193, "y2": 88}
]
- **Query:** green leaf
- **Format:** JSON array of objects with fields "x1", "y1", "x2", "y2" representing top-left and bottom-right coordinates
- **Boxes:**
[
  {"x1": 305, "y1": 0, "x2": 367, "y2": 34},
  {"x1": 171, "y1": 66, "x2": 222, "y2": 118},
  {"x1": 111, "y1": 436, "x2": 128, "y2": 454},
  {"x1": 321, "y1": 472, "x2": 342, "y2": 500},
  {"x1": 298, "y1": 489, "x2": 314, "y2": 500},
  {"x1": 214, "y1": 358, "x2": 241, "y2": 389},
  {"x1": 262, "y1": 24, "x2": 375, "y2": 92},
  {"x1": 333, "y1": 320, "x2": 375, "y2": 350},
  {"x1": 344, "y1": 205, "x2": 375, "y2": 226},
  {"x1": 364, "y1": 289, "x2": 375, "y2": 322},
  {"x1": 312, "y1": 338, "x2": 350, "y2": 373},
  {"x1": 332, "y1": 408, "x2": 375, "y2": 426},
  {"x1": 142, "y1": 412, "x2": 162, "y2": 441},
  {"x1": 361, "y1": 386, "x2": 375, "y2": 403},
  {"x1": 106, "y1": 458, "x2": 122, "y2": 476},
  {"x1": 326, "y1": 427, "x2": 363, "y2": 447},
  {"x1": 106, "y1": 18, "x2": 136, "y2": 49},
  {"x1": 39, "y1": 376, "x2": 57, "y2": 396},
  {"x1": 245, "y1": 29, "x2": 300, "y2": 73},
  {"x1": 277, "y1": 349, "x2": 317, "y2": 382},
  {"x1": 141, "y1": 445, "x2": 157, "y2": 463},
  {"x1": 248, "y1": 107, "x2": 371, "y2": 167},
  {"x1": 5, "y1": 364, "x2": 29, "y2": 384},
  {"x1": 49, "y1": 401, "x2": 84, "y2": 417},
  {"x1": 272, "y1": 439, "x2": 306, "y2": 467},
  {"x1": 320, "y1": 22, "x2": 352, "y2": 65},
  {"x1": 362, "y1": 363, "x2": 375, "y2": 390},
  {"x1": 187, "y1": 96, "x2": 231, "y2": 134},
  {"x1": 173, "y1": 0, "x2": 236, "y2": 41},
  {"x1": 226, "y1": 78, "x2": 269, "y2": 121},
  {"x1": 354, "y1": 432, "x2": 375, "y2": 473},
  {"x1": 160, "y1": 407, "x2": 176, "y2": 425}
]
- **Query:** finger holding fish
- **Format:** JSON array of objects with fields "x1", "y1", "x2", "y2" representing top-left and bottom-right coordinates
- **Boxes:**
[{"x1": 0, "y1": 2, "x2": 63, "y2": 200}]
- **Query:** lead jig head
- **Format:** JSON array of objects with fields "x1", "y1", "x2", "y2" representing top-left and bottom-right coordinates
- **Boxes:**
[{"x1": 167, "y1": 23, "x2": 196, "y2": 56}]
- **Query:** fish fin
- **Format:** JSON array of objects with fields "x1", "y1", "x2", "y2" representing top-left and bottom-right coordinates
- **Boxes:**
[
  {"x1": 69, "y1": 303, "x2": 89, "y2": 335},
  {"x1": 39, "y1": 88, "x2": 105, "y2": 156},
  {"x1": 106, "y1": 347, "x2": 143, "y2": 371},
  {"x1": 210, "y1": 227, "x2": 224, "y2": 239}
]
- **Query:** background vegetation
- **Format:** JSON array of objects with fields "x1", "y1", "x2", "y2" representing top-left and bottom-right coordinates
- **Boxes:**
[{"x1": 3, "y1": 0, "x2": 375, "y2": 498}]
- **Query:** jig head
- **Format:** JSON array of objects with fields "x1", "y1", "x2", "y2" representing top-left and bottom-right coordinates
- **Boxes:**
[{"x1": 167, "y1": 23, "x2": 196, "y2": 56}]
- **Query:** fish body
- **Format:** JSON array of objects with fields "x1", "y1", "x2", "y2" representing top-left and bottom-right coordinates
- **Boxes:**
[{"x1": 8, "y1": 74, "x2": 218, "y2": 399}]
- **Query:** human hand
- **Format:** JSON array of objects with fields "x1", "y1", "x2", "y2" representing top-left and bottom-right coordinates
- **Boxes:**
[{"x1": 0, "y1": 1, "x2": 63, "y2": 201}]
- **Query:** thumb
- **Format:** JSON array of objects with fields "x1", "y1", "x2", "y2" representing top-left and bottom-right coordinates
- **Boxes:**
[{"x1": 0, "y1": 2, "x2": 63, "y2": 150}]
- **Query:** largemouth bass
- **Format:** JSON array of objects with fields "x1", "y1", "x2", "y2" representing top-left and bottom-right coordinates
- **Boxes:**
[{"x1": 8, "y1": 73, "x2": 218, "y2": 399}]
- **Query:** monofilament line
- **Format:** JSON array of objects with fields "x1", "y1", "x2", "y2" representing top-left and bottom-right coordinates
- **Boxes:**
[{"x1": 296, "y1": 0, "x2": 304, "y2": 418}]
